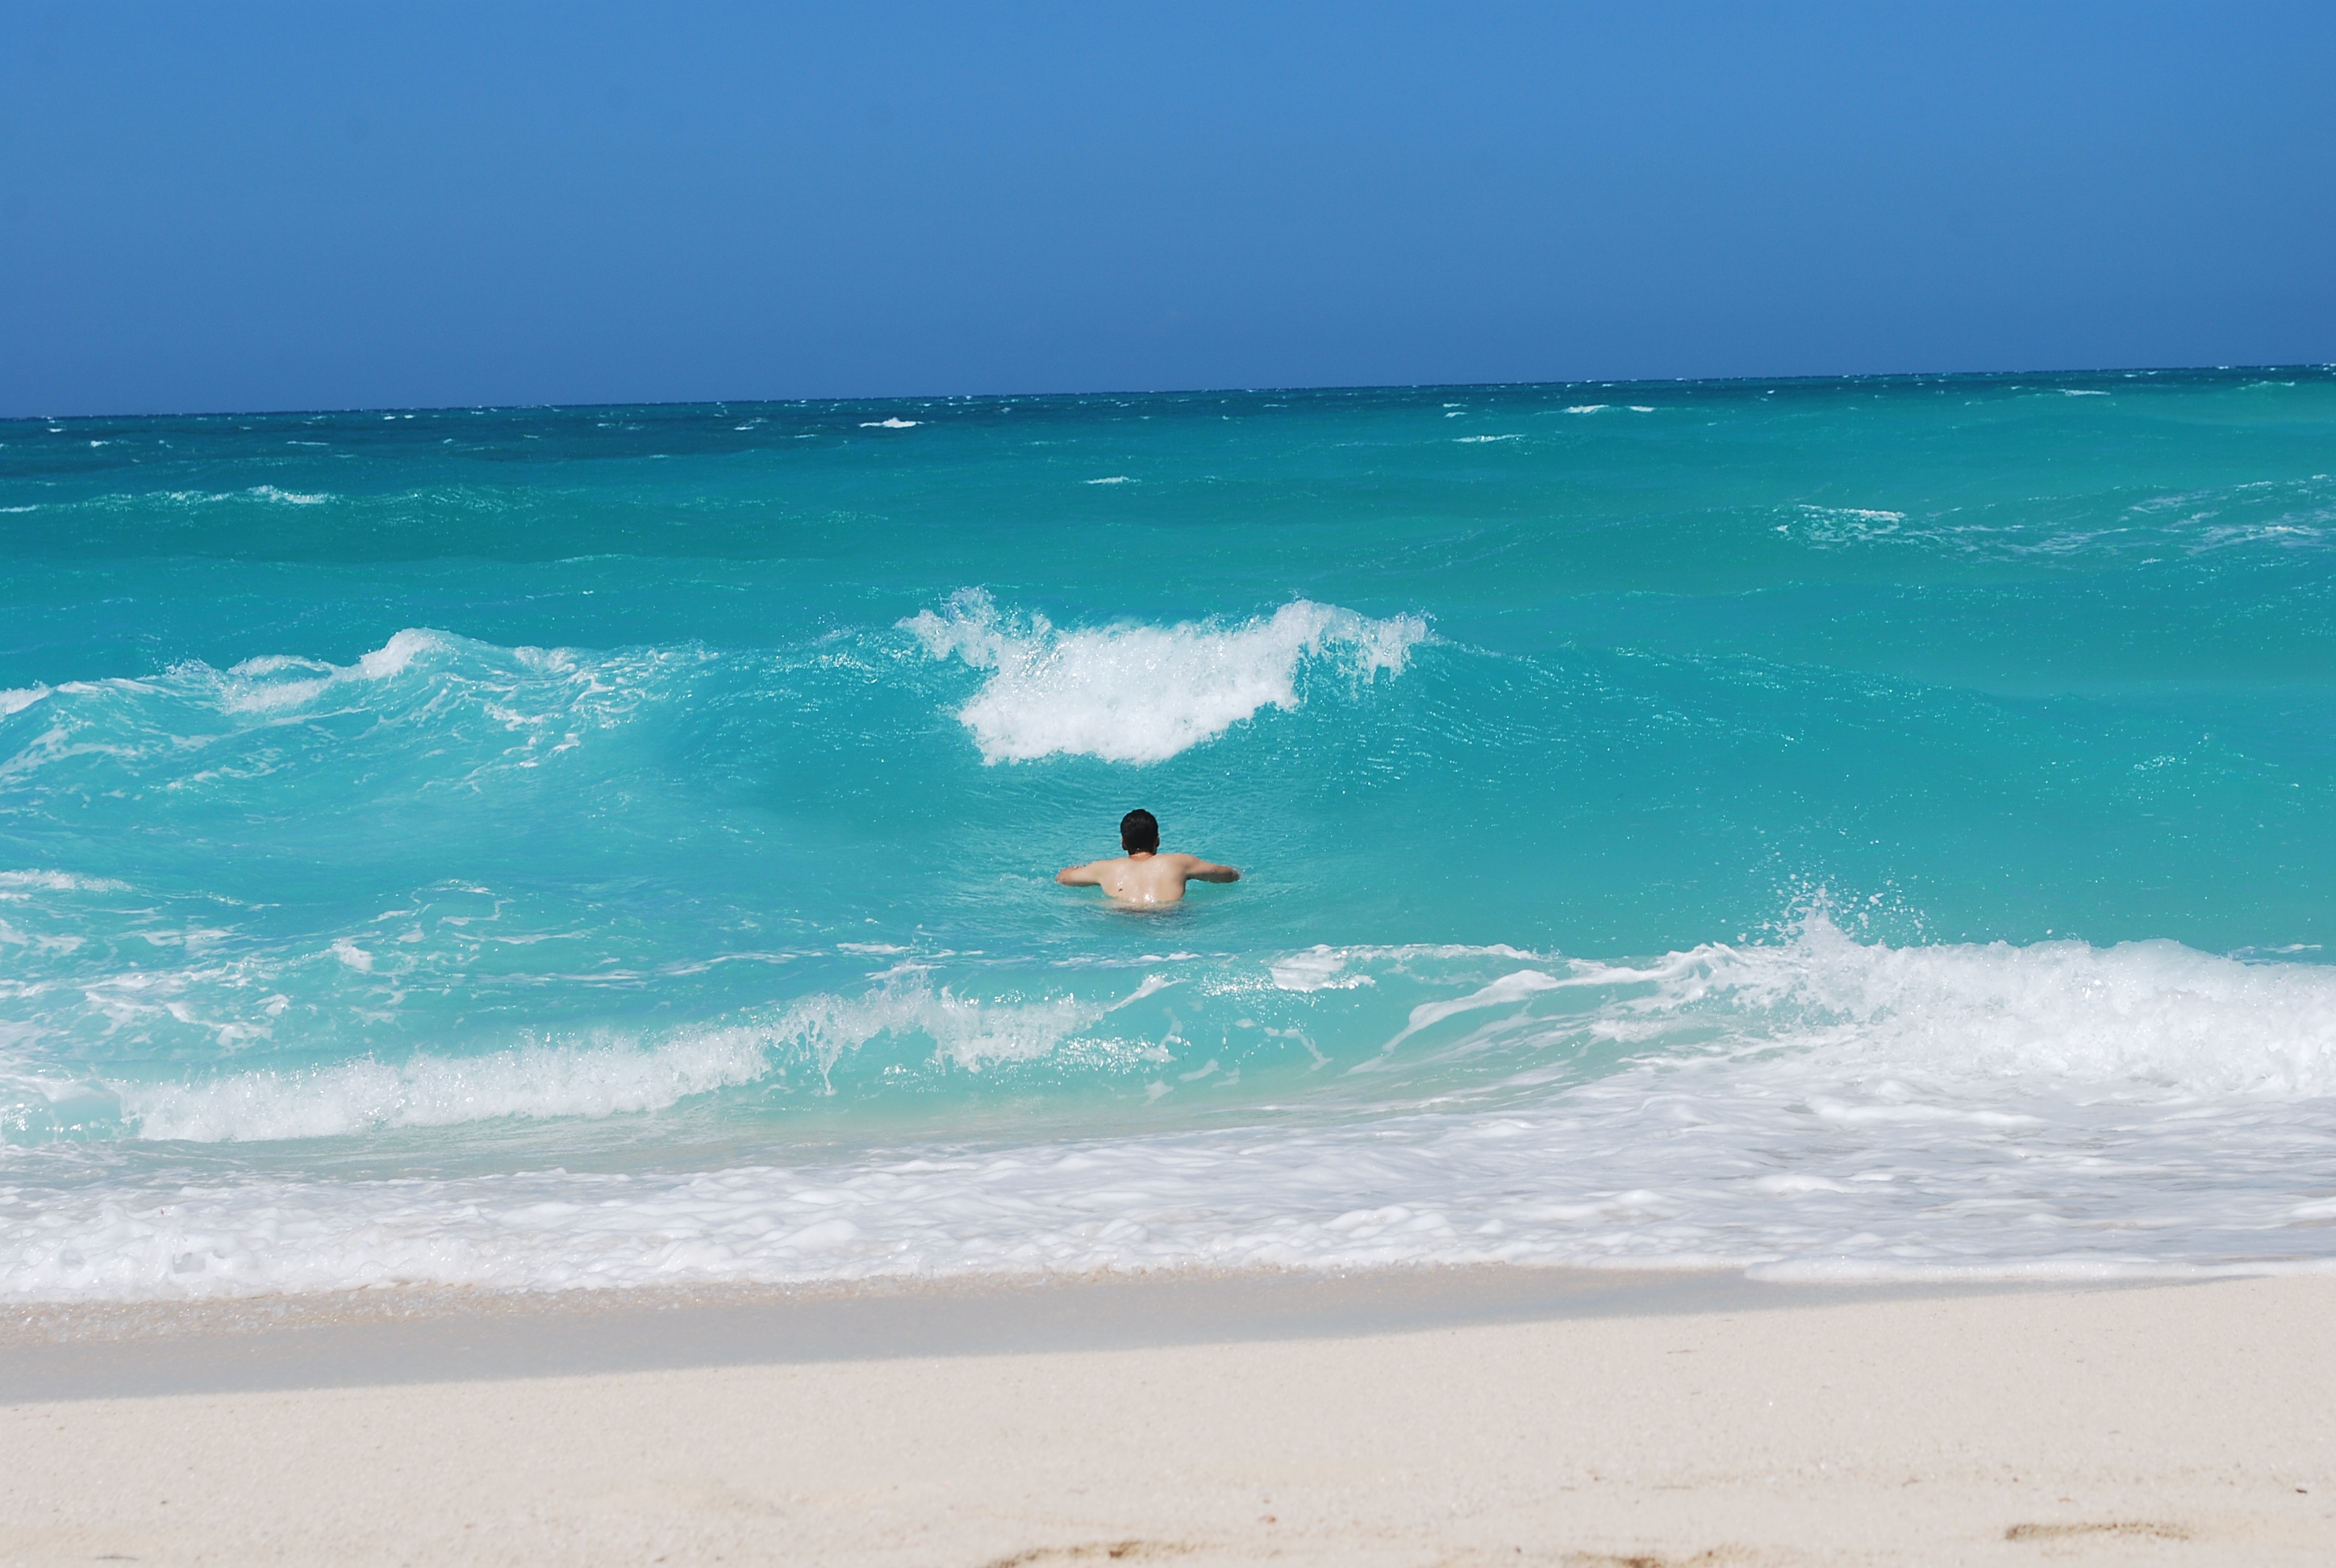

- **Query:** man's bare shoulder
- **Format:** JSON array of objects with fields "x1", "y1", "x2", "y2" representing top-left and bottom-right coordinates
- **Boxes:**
[
  {"x1": 1169, "y1": 852, "x2": 1241, "y2": 882},
  {"x1": 1057, "y1": 847, "x2": 1237, "y2": 893}
]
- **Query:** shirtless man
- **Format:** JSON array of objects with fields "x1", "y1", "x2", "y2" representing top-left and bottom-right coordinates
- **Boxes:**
[{"x1": 1055, "y1": 809, "x2": 1241, "y2": 906}]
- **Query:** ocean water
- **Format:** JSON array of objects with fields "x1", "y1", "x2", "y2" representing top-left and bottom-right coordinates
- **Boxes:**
[{"x1": 5, "y1": 369, "x2": 2336, "y2": 1301}]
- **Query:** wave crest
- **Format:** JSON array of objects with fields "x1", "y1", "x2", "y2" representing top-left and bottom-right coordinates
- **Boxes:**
[
  {"x1": 1564, "y1": 911, "x2": 2336, "y2": 1095},
  {"x1": 903, "y1": 589, "x2": 1429, "y2": 764},
  {"x1": 102, "y1": 972, "x2": 1158, "y2": 1143},
  {"x1": 119, "y1": 1028, "x2": 774, "y2": 1142}
]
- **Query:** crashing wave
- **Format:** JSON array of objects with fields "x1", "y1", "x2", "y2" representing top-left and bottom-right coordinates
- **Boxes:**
[{"x1": 903, "y1": 589, "x2": 1429, "y2": 763}]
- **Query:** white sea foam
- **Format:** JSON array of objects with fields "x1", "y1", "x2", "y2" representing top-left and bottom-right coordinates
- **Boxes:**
[
  {"x1": 1454, "y1": 434, "x2": 1523, "y2": 444},
  {"x1": 1084, "y1": 475, "x2": 1134, "y2": 484},
  {"x1": 903, "y1": 589, "x2": 1429, "y2": 763},
  {"x1": 859, "y1": 418, "x2": 920, "y2": 428},
  {"x1": 98, "y1": 971, "x2": 1169, "y2": 1144},
  {"x1": 1268, "y1": 948, "x2": 1375, "y2": 992},
  {"x1": 770, "y1": 977, "x2": 1113, "y2": 1082},
  {"x1": 13, "y1": 922, "x2": 2336, "y2": 1297},
  {"x1": 119, "y1": 1028, "x2": 776, "y2": 1142},
  {"x1": 1800, "y1": 506, "x2": 1905, "y2": 523},
  {"x1": 212, "y1": 628, "x2": 448, "y2": 712},
  {"x1": 1782, "y1": 504, "x2": 1912, "y2": 547},
  {"x1": 1554, "y1": 913, "x2": 2336, "y2": 1095},
  {"x1": 0, "y1": 689, "x2": 50, "y2": 718},
  {"x1": 0, "y1": 631, "x2": 724, "y2": 871},
  {"x1": 155, "y1": 630, "x2": 691, "y2": 776},
  {"x1": 1370, "y1": 970, "x2": 1564, "y2": 1056},
  {"x1": 0, "y1": 870, "x2": 131, "y2": 894}
]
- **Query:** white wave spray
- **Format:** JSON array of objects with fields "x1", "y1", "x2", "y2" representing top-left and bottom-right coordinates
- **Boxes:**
[{"x1": 903, "y1": 589, "x2": 1429, "y2": 763}]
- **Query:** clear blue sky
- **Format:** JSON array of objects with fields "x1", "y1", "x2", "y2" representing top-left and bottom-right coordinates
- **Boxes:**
[{"x1": 4, "y1": 2, "x2": 2332, "y2": 417}]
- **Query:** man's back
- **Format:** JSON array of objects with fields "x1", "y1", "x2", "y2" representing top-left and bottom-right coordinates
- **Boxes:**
[
  {"x1": 1057, "y1": 810, "x2": 1239, "y2": 907},
  {"x1": 1057, "y1": 850, "x2": 1240, "y2": 906}
]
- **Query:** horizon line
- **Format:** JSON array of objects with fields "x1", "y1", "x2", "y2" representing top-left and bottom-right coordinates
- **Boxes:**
[{"x1": 6, "y1": 361, "x2": 2332, "y2": 426}]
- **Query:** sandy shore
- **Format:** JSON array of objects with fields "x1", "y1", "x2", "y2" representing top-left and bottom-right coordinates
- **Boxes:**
[{"x1": 4, "y1": 1270, "x2": 2333, "y2": 1566}]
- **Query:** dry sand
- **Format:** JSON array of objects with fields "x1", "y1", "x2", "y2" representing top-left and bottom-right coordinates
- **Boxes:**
[{"x1": 4, "y1": 1271, "x2": 2333, "y2": 1566}]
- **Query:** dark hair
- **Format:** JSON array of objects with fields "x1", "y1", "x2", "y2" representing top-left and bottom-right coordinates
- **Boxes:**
[{"x1": 1120, "y1": 809, "x2": 1160, "y2": 853}]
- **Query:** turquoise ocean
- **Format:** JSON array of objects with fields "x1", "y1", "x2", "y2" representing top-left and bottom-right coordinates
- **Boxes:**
[{"x1": 5, "y1": 369, "x2": 2336, "y2": 1299}]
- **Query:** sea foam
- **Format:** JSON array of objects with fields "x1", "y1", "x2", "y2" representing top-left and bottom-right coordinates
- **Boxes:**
[
  {"x1": 98, "y1": 971, "x2": 1170, "y2": 1143},
  {"x1": 0, "y1": 629, "x2": 704, "y2": 807},
  {"x1": 51, "y1": 915, "x2": 2336, "y2": 1146},
  {"x1": 116, "y1": 1028, "x2": 777, "y2": 1142},
  {"x1": 903, "y1": 589, "x2": 1429, "y2": 763},
  {"x1": 14, "y1": 920, "x2": 2336, "y2": 1297}
]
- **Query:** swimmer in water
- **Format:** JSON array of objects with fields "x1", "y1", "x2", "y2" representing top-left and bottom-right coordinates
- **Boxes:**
[{"x1": 1055, "y1": 809, "x2": 1241, "y2": 907}]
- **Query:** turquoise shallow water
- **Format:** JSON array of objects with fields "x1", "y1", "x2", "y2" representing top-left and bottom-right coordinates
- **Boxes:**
[{"x1": 5, "y1": 369, "x2": 2336, "y2": 1297}]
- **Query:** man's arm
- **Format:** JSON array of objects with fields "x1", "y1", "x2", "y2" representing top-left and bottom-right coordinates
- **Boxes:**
[
  {"x1": 1178, "y1": 856, "x2": 1241, "y2": 883},
  {"x1": 1056, "y1": 861, "x2": 1103, "y2": 886}
]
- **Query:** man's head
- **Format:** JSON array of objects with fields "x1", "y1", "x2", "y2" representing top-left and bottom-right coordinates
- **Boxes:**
[{"x1": 1120, "y1": 808, "x2": 1160, "y2": 854}]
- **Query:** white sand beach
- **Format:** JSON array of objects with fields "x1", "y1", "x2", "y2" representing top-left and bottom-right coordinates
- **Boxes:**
[{"x1": 5, "y1": 1270, "x2": 2333, "y2": 1566}]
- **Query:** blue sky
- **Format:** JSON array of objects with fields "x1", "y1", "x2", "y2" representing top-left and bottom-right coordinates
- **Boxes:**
[{"x1": 3, "y1": 2, "x2": 2332, "y2": 416}]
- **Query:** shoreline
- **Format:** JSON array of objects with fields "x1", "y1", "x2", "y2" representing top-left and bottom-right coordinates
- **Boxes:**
[
  {"x1": 2, "y1": 1270, "x2": 2331, "y2": 1564},
  {"x1": 0, "y1": 1262, "x2": 2166, "y2": 1402}
]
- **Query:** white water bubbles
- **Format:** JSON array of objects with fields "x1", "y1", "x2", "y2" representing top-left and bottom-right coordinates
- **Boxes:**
[
  {"x1": 198, "y1": 629, "x2": 698, "y2": 765},
  {"x1": 117, "y1": 1024, "x2": 778, "y2": 1143},
  {"x1": 11, "y1": 921, "x2": 2336, "y2": 1295},
  {"x1": 1612, "y1": 911, "x2": 2336, "y2": 1097},
  {"x1": 903, "y1": 588, "x2": 1430, "y2": 764},
  {"x1": 1774, "y1": 504, "x2": 1911, "y2": 548},
  {"x1": 0, "y1": 628, "x2": 711, "y2": 808},
  {"x1": 1769, "y1": 473, "x2": 2336, "y2": 565}
]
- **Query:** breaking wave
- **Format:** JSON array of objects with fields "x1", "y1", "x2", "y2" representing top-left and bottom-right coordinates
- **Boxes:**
[{"x1": 903, "y1": 589, "x2": 1429, "y2": 763}]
